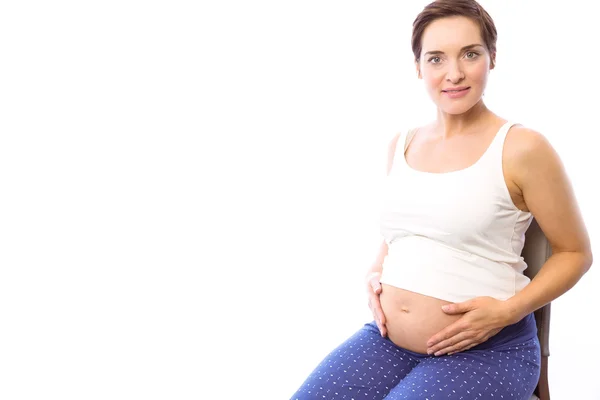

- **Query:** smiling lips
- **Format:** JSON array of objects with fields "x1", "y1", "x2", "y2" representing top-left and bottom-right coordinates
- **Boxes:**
[
  {"x1": 443, "y1": 86, "x2": 470, "y2": 92},
  {"x1": 442, "y1": 86, "x2": 471, "y2": 98}
]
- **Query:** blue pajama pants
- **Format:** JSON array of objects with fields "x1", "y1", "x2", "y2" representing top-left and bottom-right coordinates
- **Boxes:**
[{"x1": 291, "y1": 313, "x2": 541, "y2": 399}]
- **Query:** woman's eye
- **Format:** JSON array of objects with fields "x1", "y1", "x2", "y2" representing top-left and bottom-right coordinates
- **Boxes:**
[
  {"x1": 428, "y1": 56, "x2": 441, "y2": 64},
  {"x1": 465, "y1": 51, "x2": 478, "y2": 59}
]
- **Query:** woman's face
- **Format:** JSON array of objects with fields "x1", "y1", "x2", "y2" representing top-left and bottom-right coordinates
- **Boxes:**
[{"x1": 416, "y1": 16, "x2": 494, "y2": 115}]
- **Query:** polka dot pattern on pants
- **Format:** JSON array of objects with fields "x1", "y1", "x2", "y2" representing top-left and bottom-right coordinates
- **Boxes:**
[{"x1": 290, "y1": 317, "x2": 540, "y2": 400}]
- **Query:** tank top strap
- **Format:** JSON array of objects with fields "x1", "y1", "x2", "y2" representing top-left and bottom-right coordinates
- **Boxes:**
[
  {"x1": 404, "y1": 128, "x2": 418, "y2": 152},
  {"x1": 391, "y1": 128, "x2": 417, "y2": 173},
  {"x1": 481, "y1": 121, "x2": 518, "y2": 166},
  {"x1": 394, "y1": 128, "x2": 418, "y2": 151}
]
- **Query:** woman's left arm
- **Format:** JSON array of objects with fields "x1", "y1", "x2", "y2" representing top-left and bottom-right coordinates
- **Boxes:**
[
  {"x1": 502, "y1": 127, "x2": 592, "y2": 319},
  {"x1": 427, "y1": 127, "x2": 593, "y2": 356}
]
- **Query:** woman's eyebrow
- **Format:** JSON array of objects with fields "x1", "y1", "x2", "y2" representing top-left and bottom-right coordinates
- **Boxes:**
[{"x1": 424, "y1": 44, "x2": 484, "y2": 56}]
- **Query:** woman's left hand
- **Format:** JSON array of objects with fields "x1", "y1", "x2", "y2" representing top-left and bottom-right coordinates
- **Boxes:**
[{"x1": 426, "y1": 296, "x2": 519, "y2": 356}]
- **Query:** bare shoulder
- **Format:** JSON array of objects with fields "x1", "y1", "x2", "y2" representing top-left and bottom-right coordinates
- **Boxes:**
[
  {"x1": 504, "y1": 125, "x2": 557, "y2": 185},
  {"x1": 506, "y1": 125, "x2": 592, "y2": 258},
  {"x1": 505, "y1": 125, "x2": 551, "y2": 157}
]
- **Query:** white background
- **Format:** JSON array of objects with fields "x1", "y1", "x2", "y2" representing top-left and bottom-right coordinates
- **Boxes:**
[{"x1": 1, "y1": 1, "x2": 598, "y2": 399}]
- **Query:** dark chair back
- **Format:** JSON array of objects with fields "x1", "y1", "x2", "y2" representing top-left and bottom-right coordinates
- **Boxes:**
[{"x1": 522, "y1": 218, "x2": 553, "y2": 400}]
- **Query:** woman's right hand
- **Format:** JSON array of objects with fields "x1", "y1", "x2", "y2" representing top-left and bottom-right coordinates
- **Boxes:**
[{"x1": 366, "y1": 271, "x2": 387, "y2": 337}]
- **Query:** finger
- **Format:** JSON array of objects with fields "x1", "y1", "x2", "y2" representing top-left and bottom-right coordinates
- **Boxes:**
[
  {"x1": 374, "y1": 316, "x2": 386, "y2": 337},
  {"x1": 441, "y1": 300, "x2": 474, "y2": 315},
  {"x1": 374, "y1": 303, "x2": 386, "y2": 325},
  {"x1": 377, "y1": 320, "x2": 386, "y2": 337},
  {"x1": 369, "y1": 278, "x2": 381, "y2": 294},
  {"x1": 446, "y1": 329, "x2": 500, "y2": 354},
  {"x1": 439, "y1": 339, "x2": 478, "y2": 356},
  {"x1": 455, "y1": 342, "x2": 479, "y2": 353},
  {"x1": 428, "y1": 331, "x2": 471, "y2": 355},
  {"x1": 445, "y1": 332, "x2": 496, "y2": 355},
  {"x1": 368, "y1": 302, "x2": 378, "y2": 325},
  {"x1": 366, "y1": 271, "x2": 381, "y2": 289},
  {"x1": 368, "y1": 300, "x2": 382, "y2": 329},
  {"x1": 473, "y1": 330, "x2": 498, "y2": 346},
  {"x1": 377, "y1": 313, "x2": 387, "y2": 337},
  {"x1": 367, "y1": 289, "x2": 386, "y2": 323},
  {"x1": 371, "y1": 305, "x2": 385, "y2": 333},
  {"x1": 370, "y1": 301, "x2": 386, "y2": 336},
  {"x1": 427, "y1": 321, "x2": 467, "y2": 348}
]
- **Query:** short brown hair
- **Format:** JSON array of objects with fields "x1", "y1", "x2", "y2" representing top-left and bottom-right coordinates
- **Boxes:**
[{"x1": 411, "y1": 0, "x2": 497, "y2": 64}]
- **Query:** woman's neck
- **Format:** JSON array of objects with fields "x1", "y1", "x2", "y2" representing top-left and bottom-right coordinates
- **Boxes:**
[{"x1": 434, "y1": 101, "x2": 495, "y2": 139}]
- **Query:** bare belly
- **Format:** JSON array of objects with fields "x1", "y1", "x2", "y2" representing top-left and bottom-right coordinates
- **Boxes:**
[{"x1": 379, "y1": 284, "x2": 462, "y2": 354}]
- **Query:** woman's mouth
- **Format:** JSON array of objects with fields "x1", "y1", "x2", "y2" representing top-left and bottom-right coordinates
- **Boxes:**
[{"x1": 442, "y1": 87, "x2": 470, "y2": 99}]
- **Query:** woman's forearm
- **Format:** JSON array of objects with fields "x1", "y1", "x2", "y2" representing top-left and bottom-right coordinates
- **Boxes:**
[
  {"x1": 505, "y1": 251, "x2": 592, "y2": 323},
  {"x1": 366, "y1": 239, "x2": 389, "y2": 277}
]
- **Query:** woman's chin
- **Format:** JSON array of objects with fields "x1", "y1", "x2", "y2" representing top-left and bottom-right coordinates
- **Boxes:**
[
  {"x1": 428, "y1": 92, "x2": 484, "y2": 115},
  {"x1": 438, "y1": 102, "x2": 478, "y2": 115}
]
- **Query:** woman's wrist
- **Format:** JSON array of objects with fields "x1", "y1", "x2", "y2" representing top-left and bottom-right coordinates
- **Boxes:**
[
  {"x1": 502, "y1": 297, "x2": 529, "y2": 325},
  {"x1": 365, "y1": 268, "x2": 382, "y2": 281}
]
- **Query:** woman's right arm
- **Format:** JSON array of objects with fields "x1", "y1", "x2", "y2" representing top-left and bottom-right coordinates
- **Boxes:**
[
  {"x1": 365, "y1": 131, "x2": 401, "y2": 336},
  {"x1": 366, "y1": 239, "x2": 388, "y2": 277}
]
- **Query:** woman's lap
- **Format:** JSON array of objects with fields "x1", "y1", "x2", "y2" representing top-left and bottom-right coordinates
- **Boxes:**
[
  {"x1": 384, "y1": 336, "x2": 540, "y2": 399},
  {"x1": 290, "y1": 320, "x2": 416, "y2": 399},
  {"x1": 290, "y1": 318, "x2": 540, "y2": 400}
]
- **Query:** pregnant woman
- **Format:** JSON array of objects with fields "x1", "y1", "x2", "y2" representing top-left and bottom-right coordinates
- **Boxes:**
[{"x1": 290, "y1": 1, "x2": 593, "y2": 399}]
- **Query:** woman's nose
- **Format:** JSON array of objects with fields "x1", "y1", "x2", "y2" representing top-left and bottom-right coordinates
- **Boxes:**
[{"x1": 446, "y1": 62, "x2": 465, "y2": 83}]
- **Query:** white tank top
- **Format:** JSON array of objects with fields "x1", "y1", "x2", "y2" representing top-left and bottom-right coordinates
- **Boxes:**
[{"x1": 379, "y1": 121, "x2": 533, "y2": 303}]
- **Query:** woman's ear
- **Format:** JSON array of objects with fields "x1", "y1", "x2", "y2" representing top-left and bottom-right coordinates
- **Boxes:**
[
  {"x1": 415, "y1": 61, "x2": 422, "y2": 79},
  {"x1": 490, "y1": 52, "x2": 496, "y2": 70}
]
